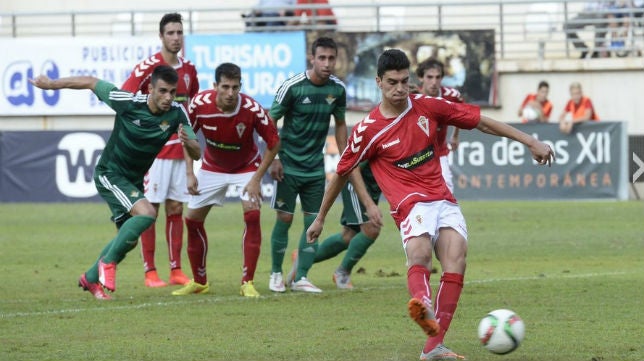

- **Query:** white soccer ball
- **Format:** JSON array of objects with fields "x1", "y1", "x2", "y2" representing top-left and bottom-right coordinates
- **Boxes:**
[
  {"x1": 477, "y1": 309, "x2": 525, "y2": 355},
  {"x1": 521, "y1": 106, "x2": 541, "y2": 122}
]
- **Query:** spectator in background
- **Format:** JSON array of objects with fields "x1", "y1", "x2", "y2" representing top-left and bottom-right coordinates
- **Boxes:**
[
  {"x1": 558, "y1": 82, "x2": 599, "y2": 134},
  {"x1": 564, "y1": 1, "x2": 613, "y2": 58},
  {"x1": 517, "y1": 81, "x2": 553, "y2": 123},
  {"x1": 122, "y1": 12, "x2": 199, "y2": 289},
  {"x1": 248, "y1": 0, "x2": 296, "y2": 27},
  {"x1": 294, "y1": 0, "x2": 338, "y2": 27}
]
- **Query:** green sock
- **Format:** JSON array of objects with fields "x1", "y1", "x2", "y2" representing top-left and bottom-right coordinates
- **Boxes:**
[
  {"x1": 314, "y1": 233, "x2": 348, "y2": 263},
  {"x1": 271, "y1": 218, "x2": 291, "y2": 273},
  {"x1": 340, "y1": 232, "x2": 375, "y2": 273},
  {"x1": 85, "y1": 215, "x2": 155, "y2": 282},
  {"x1": 295, "y1": 214, "x2": 318, "y2": 280}
]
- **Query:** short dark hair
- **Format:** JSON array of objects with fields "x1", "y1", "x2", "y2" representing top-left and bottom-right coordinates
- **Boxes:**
[
  {"x1": 151, "y1": 65, "x2": 178, "y2": 86},
  {"x1": 538, "y1": 80, "x2": 549, "y2": 90},
  {"x1": 311, "y1": 37, "x2": 337, "y2": 56},
  {"x1": 160, "y1": 13, "x2": 183, "y2": 34},
  {"x1": 416, "y1": 58, "x2": 444, "y2": 78},
  {"x1": 215, "y1": 62, "x2": 242, "y2": 83},
  {"x1": 377, "y1": 49, "x2": 410, "y2": 78}
]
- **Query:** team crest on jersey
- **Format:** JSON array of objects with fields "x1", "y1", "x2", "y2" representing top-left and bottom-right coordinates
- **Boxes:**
[
  {"x1": 159, "y1": 121, "x2": 170, "y2": 132},
  {"x1": 417, "y1": 116, "x2": 430, "y2": 137},
  {"x1": 236, "y1": 123, "x2": 246, "y2": 138},
  {"x1": 325, "y1": 95, "x2": 336, "y2": 105},
  {"x1": 183, "y1": 74, "x2": 191, "y2": 90}
]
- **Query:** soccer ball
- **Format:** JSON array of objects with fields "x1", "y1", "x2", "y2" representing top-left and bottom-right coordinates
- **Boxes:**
[
  {"x1": 477, "y1": 309, "x2": 525, "y2": 355},
  {"x1": 521, "y1": 106, "x2": 541, "y2": 122}
]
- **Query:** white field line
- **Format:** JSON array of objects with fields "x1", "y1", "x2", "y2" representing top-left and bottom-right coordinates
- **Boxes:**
[{"x1": 0, "y1": 270, "x2": 632, "y2": 319}]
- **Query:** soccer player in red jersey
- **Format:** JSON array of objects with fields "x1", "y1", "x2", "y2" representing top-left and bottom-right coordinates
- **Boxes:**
[
  {"x1": 122, "y1": 13, "x2": 199, "y2": 288},
  {"x1": 171, "y1": 63, "x2": 280, "y2": 298},
  {"x1": 416, "y1": 58, "x2": 464, "y2": 193},
  {"x1": 307, "y1": 49, "x2": 554, "y2": 361}
]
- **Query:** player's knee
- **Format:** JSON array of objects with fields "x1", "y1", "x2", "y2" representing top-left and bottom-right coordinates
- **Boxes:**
[
  {"x1": 165, "y1": 200, "x2": 184, "y2": 216},
  {"x1": 361, "y1": 223, "x2": 381, "y2": 240},
  {"x1": 244, "y1": 209, "x2": 260, "y2": 224},
  {"x1": 276, "y1": 211, "x2": 293, "y2": 224},
  {"x1": 341, "y1": 227, "x2": 357, "y2": 243}
]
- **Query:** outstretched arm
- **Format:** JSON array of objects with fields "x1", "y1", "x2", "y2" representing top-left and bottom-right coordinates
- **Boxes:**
[
  {"x1": 476, "y1": 115, "x2": 555, "y2": 166},
  {"x1": 306, "y1": 172, "x2": 350, "y2": 243},
  {"x1": 29, "y1": 75, "x2": 99, "y2": 91}
]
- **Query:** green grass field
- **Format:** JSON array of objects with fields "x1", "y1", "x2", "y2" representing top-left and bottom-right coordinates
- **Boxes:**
[{"x1": 0, "y1": 200, "x2": 642, "y2": 361}]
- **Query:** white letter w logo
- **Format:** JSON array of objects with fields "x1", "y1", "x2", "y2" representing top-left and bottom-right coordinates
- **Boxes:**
[{"x1": 56, "y1": 133, "x2": 105, "y2": 198}]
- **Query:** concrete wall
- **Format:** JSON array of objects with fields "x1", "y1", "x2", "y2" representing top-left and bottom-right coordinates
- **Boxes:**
[{"x1": 488, "y1": 57, "x2": 644, "y2": 135}]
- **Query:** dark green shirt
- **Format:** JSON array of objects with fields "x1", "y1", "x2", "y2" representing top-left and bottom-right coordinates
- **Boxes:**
[
  {"x1": 93, "y1": 80, "x2": 196, "y2": 182},
  {"x1": 269, "y1": 72, "x2": 346, "y2": 177}
]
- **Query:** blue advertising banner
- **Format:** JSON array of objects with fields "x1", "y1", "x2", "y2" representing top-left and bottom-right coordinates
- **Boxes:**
[{"x1": 184, "y1": 32, "x2": 307, "y2": 108}]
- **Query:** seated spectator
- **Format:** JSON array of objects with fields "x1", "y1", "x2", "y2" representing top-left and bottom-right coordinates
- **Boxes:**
[
  {"x1": 517, "y1": 80, "x2": 553, "y2": 123},
  {"x1": 564, "y1": 1, "x2": 613, "y2": 58},
  {"x1": 558, "y1": 82, "x2": 599, "y2": 134},
  {"x1": 606, "y1": 1, "x2": 629, "y2": 50},
  {"x1": 245, "y1": 0, "x2": 296, "y2": 28},
  {"x1": 294, "y1": 0, "x2": 337, "y2": 27}
]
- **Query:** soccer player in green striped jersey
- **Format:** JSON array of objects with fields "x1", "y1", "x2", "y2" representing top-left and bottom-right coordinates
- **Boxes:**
[
  {"x1": 29, "y1": 65, "x2": 201, "y2": 300},
  {"x1": 268, "y1": 36, "x2": 347, "y2": 293}
]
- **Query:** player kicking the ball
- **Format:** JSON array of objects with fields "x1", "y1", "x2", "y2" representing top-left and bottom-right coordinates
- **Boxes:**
[{"x1": 306, "y1": 49, "x2": 554, "y2": 360}]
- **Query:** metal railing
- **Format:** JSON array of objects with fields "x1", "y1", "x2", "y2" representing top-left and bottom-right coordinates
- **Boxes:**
[{"x1": 1, "y1": 1, "x2": 643, "y2": 60}]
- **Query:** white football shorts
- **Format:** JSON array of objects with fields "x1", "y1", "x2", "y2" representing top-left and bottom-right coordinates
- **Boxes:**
[
  {"x1": 399, "y1": 200, "x2": 468, "y2": 247},
  {"x1": 187, "y1": 169, "x2": 255, "y2": 209},
  {"x1": 144, "y1": 158, "x2": 189, "y2": 203}
]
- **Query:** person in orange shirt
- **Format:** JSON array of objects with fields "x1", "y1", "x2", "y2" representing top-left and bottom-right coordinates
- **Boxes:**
[
  {"x1": 294, "y1": 0, "x2": 337, "y2": 26},
  {"x1": 558, "y1": 81, "x2": 599, "y2": 134},
  {"x1": 517, "y1": 81, "x2": 552, "y2": 123}
]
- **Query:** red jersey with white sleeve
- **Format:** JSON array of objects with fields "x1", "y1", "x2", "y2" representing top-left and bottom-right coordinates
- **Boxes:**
[
  {"x1": 122, "y1": 52, "x2": 199, "y2": 159},
  {"x1": 435, "y1": 86, "x2": 464, "y2": 157},
  {"x1": 336, "y1": 94, "x2": 480, "y2": 227},
  {"x1": 188, "y1": 91, "x2": 280, "y2": 174}
]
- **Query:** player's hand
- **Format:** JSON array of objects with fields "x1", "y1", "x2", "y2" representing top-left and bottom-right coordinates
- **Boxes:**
[
  {"x1": 178, "y1": 124, "x2": 190, "y2": 144},
  {"x1": 449, "y1": 137, "x2": 459, "y2": 151},
  {"x1": 530, "y1": 141, "x2": 555, "y2": 166},
  {"x1": 366, "y1": 203, "x2": 383, "y2": 228},
  {"x1": 28, "y1": 75, "x2": 53, "y2": 90},
  {"x1": 306, "y1": 218, "x2": 324, "y2": 243},
  {"x1": 242, "y1": 179, "x2": 262, "y2": 205},
  {"x1": 269, "y1": 159, "x2": 284, "y2": 182},
  {"x1": 187, "y1": 172, "x2": 199, "y2": 195}
]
